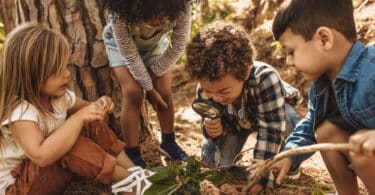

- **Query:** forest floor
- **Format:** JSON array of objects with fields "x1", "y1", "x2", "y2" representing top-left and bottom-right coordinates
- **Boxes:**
[{"x1": 65, "y1": 1, "x2": 375, "y2": 194}]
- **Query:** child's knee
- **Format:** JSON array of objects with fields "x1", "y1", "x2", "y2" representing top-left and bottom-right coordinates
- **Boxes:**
[
  {"x1": 123, "y1": 85, "x2": 143, "y2": 105},
  {"x1": 315, "y1": 120, "x2": 347, "y2": 143}
]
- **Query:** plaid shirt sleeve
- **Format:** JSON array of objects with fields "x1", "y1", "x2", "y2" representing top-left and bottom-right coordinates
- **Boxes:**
[{"x1": 253, "y1": 71, "x2": 287, "y2": 187}]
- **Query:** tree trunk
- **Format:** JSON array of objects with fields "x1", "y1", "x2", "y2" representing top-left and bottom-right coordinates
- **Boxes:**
[{"x1": 0, "y1": 0, "x2": 151, "y2": 141}]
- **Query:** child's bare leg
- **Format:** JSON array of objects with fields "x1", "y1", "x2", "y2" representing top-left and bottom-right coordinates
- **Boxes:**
[
  {"x1": 153, "y1": 72, "x2": 187, "y2": 160},
  {"x1": 116, "y1": 151, "x2": 135, "y2": 168},
  {"x1": 350, "y1": 130, "x2": 375, "y2": 194},
  {"x1": 112, "y1": 66, "x2": 143, "y2": 147},
  {"x1": 315, "y1": 120, "x2": 359, "y2": 195},
  {"x1": 153, "y1": 72, "x2": 174, "y2": 133}
]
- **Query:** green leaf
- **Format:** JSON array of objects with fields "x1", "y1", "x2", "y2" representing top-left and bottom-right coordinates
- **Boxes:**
[
  {"x1": 144, "y1": 183, "x2": 178, "y2": 195},
  {"x1": 148, "y1": 167, "x2": 177, "y2": 184},
  {"x1": 185, "y1": 157, "x2": 201, "y2": 176},
  {"x1": 311, "y1": 188, "x2": 332, "y2": 195},
  {"x1": 205, "y1": 171, "x2": 225, "y2": 186},
  {"x1": 180, "y1": 181, "x2": 201, "y2": 195}
]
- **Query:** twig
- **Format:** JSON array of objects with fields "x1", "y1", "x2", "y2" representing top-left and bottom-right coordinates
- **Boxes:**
[
  {"x1": 356, "y1": 0, "x2": 369, "y2": 11},
  {"x1": 232, "y1": 147, "x2": 254, "y2": 163},
  {"x1": 242, "y1": 143, "x2": 349, "y2": 192},
  {"x1": 168, "y1": 183, "x2": 183, "y2": 195},
  {"x1": 201, "y1": 147, "x2": 254, "y2": 173}
]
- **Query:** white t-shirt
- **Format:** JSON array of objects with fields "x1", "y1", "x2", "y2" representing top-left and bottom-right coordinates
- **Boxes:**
[{"x1": 0, "y1": 90, "x2": 76, "y2": 194}]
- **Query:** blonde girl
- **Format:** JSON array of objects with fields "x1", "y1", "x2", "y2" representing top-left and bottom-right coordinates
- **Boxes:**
[{"x1": 0, "y1": 24, "x2": 153, "y2": 195}]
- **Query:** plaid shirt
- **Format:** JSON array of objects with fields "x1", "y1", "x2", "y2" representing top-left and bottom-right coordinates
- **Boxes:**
[{"x1": 198, "y1": 61, "x2": 299, "y2": 187}]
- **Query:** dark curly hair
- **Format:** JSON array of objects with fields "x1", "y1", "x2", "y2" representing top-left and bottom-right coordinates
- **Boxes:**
[
  {"x1": 105, "y1": 0, "x2": 190, "y2": 24},
  {"x1": 186, "y1": 21, "x2": 254, "y2": 82}
]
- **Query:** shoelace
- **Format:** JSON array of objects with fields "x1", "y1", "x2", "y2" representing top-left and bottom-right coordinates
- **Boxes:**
[{"x1": 112, "y1": 166, "x2": 155, "y2": 195}]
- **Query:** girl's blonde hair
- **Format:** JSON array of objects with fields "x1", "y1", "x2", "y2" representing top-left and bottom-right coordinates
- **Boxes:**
[{"x1": 0, "y1": 23, "x2": 71, "y2": 140}]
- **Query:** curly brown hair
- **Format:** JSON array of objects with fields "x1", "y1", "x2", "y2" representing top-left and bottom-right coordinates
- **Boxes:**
[
  {"x1": 185, "y1": 21, "x2": 254, "y2": 82},
  {"x1": 105, "y1": 0, "x2": 190, "y2": 24}
]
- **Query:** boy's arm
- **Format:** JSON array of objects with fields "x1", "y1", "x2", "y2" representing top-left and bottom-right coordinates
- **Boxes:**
[
  {"x1": 111, "y1": 18, "x2": 153, "y2": 91},
  {"x1": 149, "y1": 2, "x2": 192, "y2": 77},
  {"x1": 281, "y1": 91, "x2": 317, "y2": 171}
]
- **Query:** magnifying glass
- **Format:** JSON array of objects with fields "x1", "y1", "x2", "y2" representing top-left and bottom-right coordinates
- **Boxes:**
[{"x1": 191, "y1": 99, "x2": 224, "y2": 119}]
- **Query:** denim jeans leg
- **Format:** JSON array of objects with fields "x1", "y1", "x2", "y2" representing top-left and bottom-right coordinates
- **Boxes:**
[
  {"x1": 285, "y1": 103, "x2": 300, "y2": 137},
  {"x1": 201, "y1": 139, "x2": 220, "y2": 168},
  {"x1": 201, "y1": 130, "x2": 251, "y2": 168},
  {"x1": 219, "y1": 130, "x2": 251, "y2": 167}
]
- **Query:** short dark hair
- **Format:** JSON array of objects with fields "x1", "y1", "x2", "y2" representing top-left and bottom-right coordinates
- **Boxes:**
[
  {"x1": 105, "y1": 0, "x2": 190, "y2": 24},
  {"x1": 272, "y1": 0, "x2": 356, "y2": 42},
  {"x1": 185, "y1": 21, "x2": 254, "y2": 82}
]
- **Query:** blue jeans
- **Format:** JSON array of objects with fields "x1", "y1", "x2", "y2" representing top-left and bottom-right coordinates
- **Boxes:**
[{"x1": 201, "y1": 104, "x2": 300, "y2": 168}]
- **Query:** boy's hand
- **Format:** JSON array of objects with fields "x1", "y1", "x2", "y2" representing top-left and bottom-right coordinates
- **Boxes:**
[
  {"x1": 203, "y1": 118, "x2": 223, "y2": 138},
  {"x1": 96, "y1": 96, "x2": 114, "y2": 114},
  {"x1": 146, "y1": 88, "x2": 168, "y2": 111},
  {"x1": 246, "y1": 159, "x2": 265, "y2": 194},
  {"x1": 349, "y1": 130, "x2": 375, "y2": 157},
  {"x1": 74, "y1": 103, "x2": 107, "y2": 124},
  {"x1": 248, "y1": 184, "x2": 264, "y2": 195},
  {"x1": 269, "y1": 158, "x2": 292, "y2": 185}
]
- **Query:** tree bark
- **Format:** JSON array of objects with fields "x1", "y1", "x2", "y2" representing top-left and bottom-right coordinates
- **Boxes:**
[{"x1": 0, "y1": 0, "x2": 151, "y2": 141}]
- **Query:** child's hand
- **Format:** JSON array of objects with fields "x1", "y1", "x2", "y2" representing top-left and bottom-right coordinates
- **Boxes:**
[
  {"x1": 74, "y1": 103, "x2": 107, "y2": 124},
  {"x1": 146, "y1": 88, "x2": 168, "y2": 111},
  {"x1": 248, "y1": 184, "x2": 264, "y2": 195},
  {"x1": 268, "y1": 158, "x2": 292, "y2": 185},
  {"x1": 96, "y1": 96, "x2": 115, "y2": 114},
  {"x1": 246, "y1": 158, "x2": 264, "y2": 172},
  {"x1": 349, "y1": 130, "x2": 375, "y2": 157},
  {"x1": 203, "y1": 118, "x2": 223, "y2": 138}
]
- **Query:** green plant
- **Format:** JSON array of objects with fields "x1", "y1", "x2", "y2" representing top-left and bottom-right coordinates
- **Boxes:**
[{"x1": 144, "y1": 157, "x2": 225, "y2": 195}]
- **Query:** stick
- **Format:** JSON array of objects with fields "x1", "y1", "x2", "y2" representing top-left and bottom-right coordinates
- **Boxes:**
[
  {"x1": 242, "y1": 143, "x2": 349, "y2": 192},
  {"x1": 168, "y1": 183, "x2": 182, "y2": 195}
]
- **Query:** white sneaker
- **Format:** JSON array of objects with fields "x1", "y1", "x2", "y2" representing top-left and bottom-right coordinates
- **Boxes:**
[{"x1": 111, "y1": 166, "x2": 155, "y2": 195}]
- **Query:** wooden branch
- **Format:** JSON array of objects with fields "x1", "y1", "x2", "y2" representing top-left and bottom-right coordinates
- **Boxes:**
[{"x1": 243, "y1": 143, "x2": 349, "y2": 192}]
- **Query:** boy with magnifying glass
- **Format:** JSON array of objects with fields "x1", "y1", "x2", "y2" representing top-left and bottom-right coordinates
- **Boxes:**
[{"x1": 185, "y1": 21, "x2": 301, "y2": 194}]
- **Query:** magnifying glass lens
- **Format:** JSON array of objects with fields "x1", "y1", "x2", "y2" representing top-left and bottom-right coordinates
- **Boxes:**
[{"x1": 192, "y1": 99, "x2": 222, "y2": 118}]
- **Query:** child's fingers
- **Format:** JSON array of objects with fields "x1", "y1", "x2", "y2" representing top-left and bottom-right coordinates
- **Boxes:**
[
  {"x1": 107, "y1": 102, "x2": 115, "y2": 113},
  {"x1": 204, "y1": 118, "x2": 221, "y2": 126},
  {"x1": 208, "y1": 129, "x2": 222, "y2": 138},
  {"x1": 246, "y1": 159, "x2": 263, "y2": 171},
  {"x1": 157, "y1": 98, "x2": 168, "y2": 109},
  {"x1": 362, "y1": 139, "x2": 375, "y2": 156},
  {"x1": 349, "y1": 133, "x2": 367, "y2": 154},
  {"x1": 275, "y1": 166, "x2": 289, "y2": 185},
  {"x1": 204, "y1": 123, "x2": 222, "y2": 135},
  {"x1": 249, "y1": 184, "x2": 264, "y2": 195}
]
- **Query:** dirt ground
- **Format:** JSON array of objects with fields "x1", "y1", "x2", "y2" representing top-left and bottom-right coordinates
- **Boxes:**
[{"x1": 64, "y1": 1, "x2": 375, "y2": 194}]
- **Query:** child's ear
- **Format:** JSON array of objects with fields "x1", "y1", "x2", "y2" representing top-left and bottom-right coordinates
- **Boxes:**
[{"x1": 315, "y1": 27, "x2": 334, "y2": 50}]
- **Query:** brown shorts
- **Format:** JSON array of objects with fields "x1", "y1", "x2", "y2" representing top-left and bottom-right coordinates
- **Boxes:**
[{"x1": 6, "y1": 121, "x2": 125, "y2": 195}]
